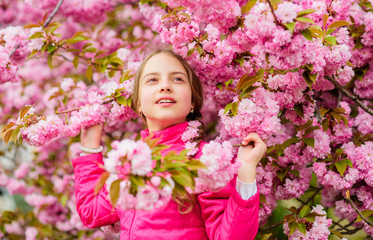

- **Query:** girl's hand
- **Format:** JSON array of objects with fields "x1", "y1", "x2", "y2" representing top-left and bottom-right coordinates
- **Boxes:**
[
  {"x1": 237, "y1": 133, "x2": 267, "y2": 183},
  {"x1": 80, "y1": 124, "x2": 103, "y2": 149}
]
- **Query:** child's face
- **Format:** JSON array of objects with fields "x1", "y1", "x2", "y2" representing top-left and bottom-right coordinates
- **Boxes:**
[{"x1": 139, "y1": 52, "x2": 192, "y2": 131}]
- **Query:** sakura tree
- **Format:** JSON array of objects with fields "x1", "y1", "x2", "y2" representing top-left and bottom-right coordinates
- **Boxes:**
[{"x1": 0, "y1": 0, "x2": 372, "y2": 239}]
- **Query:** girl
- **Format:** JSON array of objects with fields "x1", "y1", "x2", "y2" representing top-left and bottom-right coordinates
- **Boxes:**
[{"x1": 73, "y1": 49, "x2": 267, "y2": 240}]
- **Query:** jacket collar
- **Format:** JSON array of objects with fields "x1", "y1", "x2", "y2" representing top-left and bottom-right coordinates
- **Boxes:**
[{"x1": 140, "y1": 121, "x2": 189, "y2": 145}]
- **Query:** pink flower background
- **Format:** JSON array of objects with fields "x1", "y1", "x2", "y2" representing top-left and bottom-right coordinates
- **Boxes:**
[{"x1": 0, "y1": 0, "x2": 372, "y2": 239}]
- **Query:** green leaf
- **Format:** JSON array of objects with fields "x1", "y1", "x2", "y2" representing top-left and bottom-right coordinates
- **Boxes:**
[
  {"x1": 94, "y1": 172, "x2": 110, "y2": 195},
  {"x1": 109, "y1": 179, "x2": 121, "y2": 208},
  {"x1": 24, "y1": 23, "x2": 41, "y2": 29},
  {"x1": 29, "y1": 31, "x2": 44, "y2": 40},
  {"x1": 287, "y1": 206, "x2": 298, "y2": 214},
  {"x1": 301, "y1": 28, "x2": 313, "y2": 41},
  {"x1": 344, "y1": 159, "x2": 353, "y2": 168},
  {"x1": 260, "y1": 233, "x2": 272, "y2": 240},
  {"x1": 259, "y1": 194, "x2": 267, "y2": 204},
  {"x1": 355, "y1": 210, "x2": 373, "y2": 222},
  {"x1": 284, "y1": 22, "x2": 296, "y2": 34},
  {"x1": 323, "y1": 14, "x2": 329, "y2": 28},
  {"x1": 296, "y1": 17, "x2": 315, "y2": 24},
  {"x1": 47, "y1": 45, "x2": 56, "y2": 53},
  {"x1": 297, "y1": 9, "x2": 317, "y2": 17},
  {"x1": 47, "y1": 53, "x2": 53, "y2": 68},
  {"x1": 241, "y1": 0, "x2": 258, "y2": 14},
  {"x1": 330, "y1": 112, "x2": 342, "y2": 123},
  {"x1": 297, "y1": 223, "x2": 307, "y2": 235},
  {"x1": 289, "y1": 222, "x2": 297, "y2": 235},
  {"x1": 321, "y1": 118, "x2": 329, "y2": 132},
  {"x1": 325, "y1": 28, "x2": 337, "y2": 36},
  {"x1": 289, "y1": 169, "x2": 300, "y2": 178},
  {"x1": 224, "y1": 103, "x2": 232, "y2": 115},
  {"x1": 60, "y1": 194, "x2": 68, "y2": 207},
  {"x1": 304, "y1": 138, "x2": 315, "y2": 148},
  {"x1": 116, "y1": 96, "x2": 128, "y2": 106},
  {"x1": 330, "y1": 229, "x2": 344, "y2": 239},
  {"x1": 299, "y1": 205, "x2": 310, "y2": 218},
  {"x1": 276, "y1": 169, "x2": 288, "y2": 182},
  {"x1": 3, "y1": 129, "x2": 13, "y2": 145},
  {"x1": 196, "y1": 46, "x2": 204, "y2": 55},
  {"x1": 294, "y1": 104, "x2": 304, "y2": 118},
  {"x1": 302, "y1": 70, "x2": 316, "y2": 88},
  {"x1": 224, "y1": 79, "x2": 233, "y2": 87},
  {"x1": 11, "y1": 127, "x2": 20, "y2": 143},
  {"x1": 86, "y1": 65, "x2": 93, "y2": 80},
  {"x1": 73, "y1": 56, "x2": 79, "y2": 69},
  {"x1": 130, "y1": 175, "x2": 145, "y2": 186},
  {"x1": 187, "y1": 48, "x2": 195, "y2": 57},
  {"x1": 187, "y1": 159, "x2": 206, "y2": 170},
  {"x1": 279, "y1": 137, "x2": 299, "y2": 151},
  {"x1": 84, "y1": 47, "x2": 97, "y2": 53},
  {"x1": 235, "y1": 57, "x2": 244, "y2": 67},
  {"x1": 70, "y1": 35, "x2": 89, "y2": 43},
  {"x1": 300, "y1": 120, "x2": 313, "y2": 130},
  {"x1": 328, "y1": 20, "x2": 351, "y2": 29},
  {"x1": 20, "y1": 105, "x2": 33, "y2": 119},
  {"x1": 165, "y1": 161, "x2": 187, "y2": 169},
  {"x1": 335, "y1": 160, "x2": 348, "y2": 176},
  {"x1": 341, "y1": 115, "x2": 349, "y2": 126},
  {"x1": 171, "y1": 172, "x2": 194, "y2": 188},
  {"x1": 304, "y1": 126, "x2": 320, "y2": 136},
  {"x1": 236, "y1": 68, "x2": 264, "y2": 94},
  {"x1": 324, "y1": 35, "x2": 337, "y2": 45},
  {"x1": 180, "y1": 12, "x2": 191, "y2": 20},
  {"x1": 319, "y1": 108, "x2": 329, "y2": 117},
  {"x1": 231, "y1": 102, "x2": 238, "y2": 116}
]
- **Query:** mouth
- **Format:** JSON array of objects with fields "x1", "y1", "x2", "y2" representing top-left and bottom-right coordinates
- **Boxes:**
[{"x1": 156, "y1": 97, "x2": 176, "y2": 104}]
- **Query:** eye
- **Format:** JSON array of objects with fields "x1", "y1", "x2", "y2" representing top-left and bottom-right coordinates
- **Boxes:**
[
  {"x1": 173, "y1": 77, "x2": 184, "y2": 82},
  {"x1": 146, "y1": 78, "x2": 157, "y2": 83}
]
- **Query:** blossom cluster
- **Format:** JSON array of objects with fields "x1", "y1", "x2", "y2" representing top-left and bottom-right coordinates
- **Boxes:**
[
  {"x1": 283, "y1": 205, "x2": 332, "y2": 240},
  {"x1": 219, "y1": 88, "x2": 281, "y2": 141},
  {"x1": 194, "y1": 140, "x2": 237, "y2": 193},
  {"x1": 103, "y1": 139, "x2": 174, "y2": 211}
]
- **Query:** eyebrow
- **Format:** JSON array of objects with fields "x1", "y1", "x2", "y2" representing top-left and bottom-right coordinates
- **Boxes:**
[{"x1": 143, "y1": 71, "x2": 188, "y2": 79}]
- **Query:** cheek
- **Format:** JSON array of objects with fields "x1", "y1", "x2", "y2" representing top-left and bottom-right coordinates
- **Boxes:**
[
  {"x1": 139, "y1": 87, "x2": 153, "y2": 111},
  {"x1": 181, "y1": 88, "x2": 193, "y2": 107}
]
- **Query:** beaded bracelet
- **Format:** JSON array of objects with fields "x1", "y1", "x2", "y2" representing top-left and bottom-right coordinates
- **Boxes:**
[{"x1": 79, "y1": 145, "x2": 103, "y2": 154}]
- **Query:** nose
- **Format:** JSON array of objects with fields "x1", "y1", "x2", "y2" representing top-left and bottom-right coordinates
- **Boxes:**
[{"x1": 159, "y1": 79, "x2": 173, "y2": 92}]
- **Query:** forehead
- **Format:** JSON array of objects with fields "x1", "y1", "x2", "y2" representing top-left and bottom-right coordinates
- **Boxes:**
[{"x1": 142, "y1": 53, "x2": 187, "y2": 76}]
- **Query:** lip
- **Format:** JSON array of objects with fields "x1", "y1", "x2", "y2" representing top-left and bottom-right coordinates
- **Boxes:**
[{"x1": 155, "y1": 96, "x2": 176, "y2": 104}]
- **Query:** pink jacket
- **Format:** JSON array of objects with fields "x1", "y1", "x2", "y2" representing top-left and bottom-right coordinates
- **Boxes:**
[{"x1": 72, "y1": 122, "x2": 259, "y2": 240}]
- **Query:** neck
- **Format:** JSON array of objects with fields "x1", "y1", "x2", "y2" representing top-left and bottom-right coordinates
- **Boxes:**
[{"x1": 146, "y1": 119, "x2": 186, "y2": 133}]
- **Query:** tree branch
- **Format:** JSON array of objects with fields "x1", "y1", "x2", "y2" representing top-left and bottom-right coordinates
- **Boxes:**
[
  {"x1": 325, "y1": 76, "x2": 373, "y2": 116},
  {"x1": 56, "y1": 107, "x2": 81, "y2": 115},
  {"x1": 259, "y1": 220, "x2": 284, "y2": 232},
  {"x1": 345, "y1": 190, "x2": 373, "y2": 227},
  {"x1": 265, "y1": 0, "x2": 286, "y2": 28},
  {"x1": 43, "y1": 0, "x2": 64, "y2": 28},
  {"x1": 8, "y1": 44, "x2": 20, "y2": 58}
]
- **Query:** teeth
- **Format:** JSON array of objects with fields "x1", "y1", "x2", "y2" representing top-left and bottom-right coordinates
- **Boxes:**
[{"x1": 158, "y1": 99, "x2": 174, "y2": 103}]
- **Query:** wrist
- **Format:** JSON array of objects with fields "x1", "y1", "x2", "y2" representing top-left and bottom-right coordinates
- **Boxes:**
[
  {"x1": 79, "y1": 145, "x2": 103, "y2": 154},
  {"x1": 237, "y1": 162, "x2": 257, "y2": 183},
  {"x1": 81, "y1": 142, "x2": 101, "y2": 149}
]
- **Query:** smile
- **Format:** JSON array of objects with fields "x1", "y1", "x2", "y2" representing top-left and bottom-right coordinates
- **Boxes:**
[{"x1": 156, "y1": 97, "x2": 176, "y2": 104}]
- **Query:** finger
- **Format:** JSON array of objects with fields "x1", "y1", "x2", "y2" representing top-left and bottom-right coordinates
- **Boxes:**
[{"x1": 242, "y1": 133, "x2": 261, "y2": 144}]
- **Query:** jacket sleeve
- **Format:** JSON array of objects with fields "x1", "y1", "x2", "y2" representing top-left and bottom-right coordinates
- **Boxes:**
[
  {"x1": 72, "y1": 153, "x2": 120, "y2": 228},
  {"x1": 197, "y1": 177, "x2": 260, "y2": 240}
]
